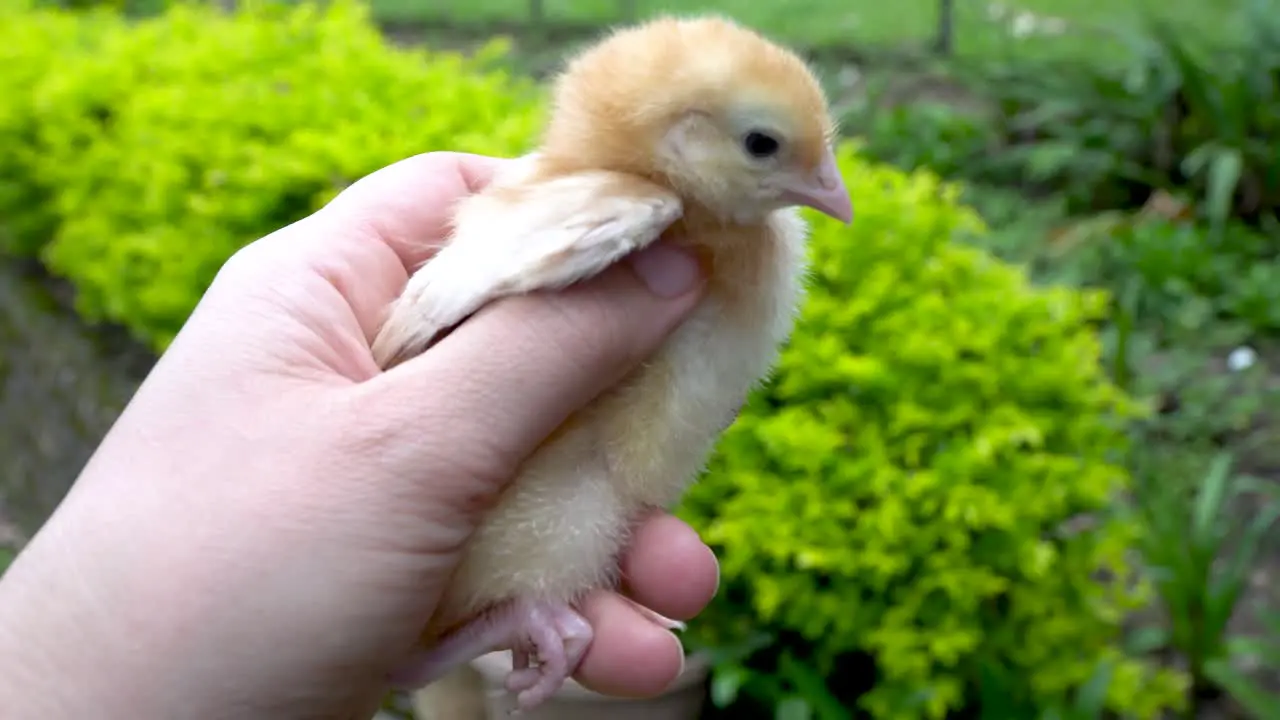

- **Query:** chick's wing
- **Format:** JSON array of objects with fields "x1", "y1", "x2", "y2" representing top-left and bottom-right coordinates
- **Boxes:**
[{"x1": 371, "y1": 167, "x2": 684, "y2": 368}]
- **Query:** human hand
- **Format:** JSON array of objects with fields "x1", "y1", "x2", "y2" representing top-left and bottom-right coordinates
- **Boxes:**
[{"x1": 0, "y1": 152, "x2": 719, "y2": 719}]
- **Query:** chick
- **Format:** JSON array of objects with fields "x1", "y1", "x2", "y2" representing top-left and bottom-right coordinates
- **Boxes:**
[{"x1": 371, "y1": 14, "x2": 852, "y2": 712}]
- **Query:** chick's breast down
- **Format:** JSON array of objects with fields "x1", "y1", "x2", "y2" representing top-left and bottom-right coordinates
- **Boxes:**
[{"x1": 370, "y1": 14, "x2": 852, "y2": 712}]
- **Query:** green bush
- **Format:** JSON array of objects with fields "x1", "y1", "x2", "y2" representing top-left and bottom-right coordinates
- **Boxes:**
[
  {"x1": 0, "y1": 0, "x2": 124, "y2": 255},
  {"x1": 3, "y1": 0, "x2": 543, "y2": 350},
  {"x1": 678, "y1": 142, "x2": 1189, "y2": 720},
  {"x1": 843, "y1": 0, "x2": 1280, "y2": 228},
  {"x1": 959, "y1": 0, "x2": 1280, "y2": 228},
  {"x1": 946, "y1": 199, "x2": 1280, "y2": 451},
  {"x1": 840, "y1": 86, "x2": 1001, "y2": 183},
  {"x1": 1039, "y1": 214, "x2": 1280, "y2": 342}
]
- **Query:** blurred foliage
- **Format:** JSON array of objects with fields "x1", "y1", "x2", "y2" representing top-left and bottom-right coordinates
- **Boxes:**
[
  {"x1": 1029, "y1": 214, "x2": 1280, "y2": 340},
  {"x1": 844, "y1": 91, "x2": 1000, "y2": 182},
  {"x1": 1127, "y1": 451, "x2": 1280, "y2": 708},
  {"x1": 951, "y1": 189, "x2": 1280, "y2": 717},
  {"x1": 843, "y1": 0, "x2": 1280, "y2": 229},
  {"x1": 1205, "y1": 608, "x2": 1280, "y2": 719},
  {"x1": 957, "y1": 194, "x2": 1280, "y2": 444},
  {"x1": 678, "y1": 143, "x2": 1188, "y2": 720},
  {"x1": 0, "y1": 0, "x2": 125, "y2": 255},
  {"x1": 0, "y1": 0, "x2": 543, "y2": 351},
  {"x1": 962, "y1": 199, "x2": 1280, "y2": 439}
]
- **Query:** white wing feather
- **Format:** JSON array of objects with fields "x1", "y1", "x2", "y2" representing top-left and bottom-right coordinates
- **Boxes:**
[{"x1": 371, "y1": 157, "x2": 684, "y2": 368}]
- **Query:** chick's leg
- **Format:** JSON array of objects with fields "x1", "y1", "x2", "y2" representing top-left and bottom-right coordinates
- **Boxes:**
[
  {"x1": 503, "y1": 602, "x2": 593, "y2": 705},
  {"x1": 389, "y1": 597, "x2": 593, "y2": 713}
]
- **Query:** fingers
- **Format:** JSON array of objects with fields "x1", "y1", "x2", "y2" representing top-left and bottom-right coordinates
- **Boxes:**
[
  {"x1": 352, "y1": 243, "x2": 707, "y2": 491},
  {"x1": 618, "y1": 514, "x2": 720, "y2": 621},
  {"x1": 208, "y1": 152, "x2": 513, "y2": 347},
  {"x1": 571, "y1": 513, "x2": 718, "y2": 697},
  {"x1": 329, "y1": 151, "x2": 514, "y2": 345},
  {"x1": 571, "y1": 590, "x2": 686, "y2": 698},
  {"x1": 319, "y1": 151, "x2": 510, "y2": 271}
]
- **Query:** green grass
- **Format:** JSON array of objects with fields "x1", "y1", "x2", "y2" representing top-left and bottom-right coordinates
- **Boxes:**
[{"x1": 371, "y1": 0, "x2": 1244, "y2": 63}]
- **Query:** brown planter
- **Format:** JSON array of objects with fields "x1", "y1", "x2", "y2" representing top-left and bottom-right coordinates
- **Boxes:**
[{"x1": 469, "y1": 650, "x2": 712, "y2": 719}]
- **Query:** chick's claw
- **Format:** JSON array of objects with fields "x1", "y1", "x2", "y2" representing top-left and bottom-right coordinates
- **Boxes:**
[
  {"x1": 388, "y1": 597, "x2": 593, "y2": 714},
  {"x1": 502, "y1": 601, "x2": 593, "y2": 710}
]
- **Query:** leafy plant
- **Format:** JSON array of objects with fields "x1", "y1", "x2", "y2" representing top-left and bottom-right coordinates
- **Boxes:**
[
  {"x1": 1203, "y1": 609, "x2": 1280, "y2": 719},
  {"x1": 954, "y1": 48, "x2": 1178, "y2": 214},
  {"x1": 982, "y1": 656, "x2": 1116, "y2": 720},
  {"x1": 1019, "y1": 212, "x2": 1280, "y2": 458},
  {"x1": 679, "y1": 142, "x2": 1188, "y2": 720},
  {"x1": 842, "y1": 92, "x2": 999, "y2": 180},
  {"x1": 1013, "y1": 0, "x2": 1274, "y2": 221},
  {"x1": 947, "y1": 197, "x2": 1280, "y2": 450},
  {"x1": 1145, "y1": 0, "x2": 1280, "y2": 231},
  {"x1": 843, "y1": 11, "x2": 1280, "y2": 719},
  {"x1": 1043, "y1": 213, "x2": 1280, "y2": 337},
  {"x1": 1127, "y1": 450, "x2": 1280, "y2": 715},
  {"x1": 848, "y1": 0, "x2": 1280, "y2": 225},
  {"x1": 0, "y1": 0, "x2": 124, "y2": 255},
  {"x1": 956, "y1": 184, "x2": 1280, "y2": 720},
  {"x1": 1, "y1": 0, "x2": 544, "y2": 351},
  {"x1": 0, "y1": 545, "x2": 15, "y2": 577}
]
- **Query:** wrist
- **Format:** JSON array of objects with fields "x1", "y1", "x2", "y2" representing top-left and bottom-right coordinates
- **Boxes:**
[
  {"x1": 0, "y1": 499, "x2": 201, "y2": 719},
  {"x1": 0, "y1": 489, "x2": 388, "y2": 720},
  {"x1": 0, "y1": 532, "x2": 133, "y2": 716}
]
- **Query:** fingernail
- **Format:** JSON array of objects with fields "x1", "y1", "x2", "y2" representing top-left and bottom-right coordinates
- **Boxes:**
[{"x1": 626, "y1": 244, "x2": 704, "y2": 298}]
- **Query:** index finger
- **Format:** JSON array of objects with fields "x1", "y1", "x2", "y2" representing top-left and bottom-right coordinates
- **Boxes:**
[{"x1": 319, "y1": 151, "x2": 510, "y2": 272}]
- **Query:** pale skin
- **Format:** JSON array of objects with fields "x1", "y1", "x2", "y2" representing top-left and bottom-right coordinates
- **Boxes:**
[{"x1": 0, "y1": 151, "x2": 720, "y2": 719}]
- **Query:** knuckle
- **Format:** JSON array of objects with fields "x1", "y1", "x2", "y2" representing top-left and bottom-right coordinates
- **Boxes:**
[
  {"x1": 408, "y1": 150, "x2": 457, "y2": 175},
  {"x1": 215, "y1": 232, "x2": 295, "y2": 288}
]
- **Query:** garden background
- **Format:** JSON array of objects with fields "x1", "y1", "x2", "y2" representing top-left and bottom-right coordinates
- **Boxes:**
[{"x1": 2, "y1": 0, "x2": 1279, "y2": 717}]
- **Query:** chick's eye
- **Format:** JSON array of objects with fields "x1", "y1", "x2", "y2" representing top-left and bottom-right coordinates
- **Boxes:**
[{"x1": 743, "y1": 131, "x2": 780, "y2": 159}]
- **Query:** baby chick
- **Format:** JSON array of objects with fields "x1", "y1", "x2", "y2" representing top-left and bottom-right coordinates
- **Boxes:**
[{"x1": 371, "y1": 14, "x2": 852, "y2": 713}]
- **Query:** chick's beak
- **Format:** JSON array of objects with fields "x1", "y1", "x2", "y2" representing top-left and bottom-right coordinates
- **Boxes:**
[{"x1": 779, "y1": 146, "x2": 853, "y2": 224}]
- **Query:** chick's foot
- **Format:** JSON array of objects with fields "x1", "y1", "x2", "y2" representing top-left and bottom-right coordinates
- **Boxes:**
[
  {"x1": 388, "y1": 597, "x2": 593, "y2": 713},
  {"x1": 503, "y1": 600, "x2": 594, "y2": 710}
]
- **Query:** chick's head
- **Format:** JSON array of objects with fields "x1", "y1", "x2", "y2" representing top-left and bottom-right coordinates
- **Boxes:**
[{"x1": 541, "y1": 15, "x2": 852, "y2": 225}]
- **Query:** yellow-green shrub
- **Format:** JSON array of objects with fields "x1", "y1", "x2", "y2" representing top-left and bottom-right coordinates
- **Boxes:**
[
  {"x1": 9, "y1": 0, "x2": 543, "y2": 350},
  {"x1": 678, "y1": 143, "x2": 1189, "y2": 719},
  {"x1": 0, "y1": 0, "x2": 124, "y2": 255}
]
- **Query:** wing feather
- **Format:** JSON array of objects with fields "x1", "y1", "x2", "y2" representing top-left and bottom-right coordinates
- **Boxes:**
[{"x1": 371, "y1": 164, "x2": 683, "y2": 368}]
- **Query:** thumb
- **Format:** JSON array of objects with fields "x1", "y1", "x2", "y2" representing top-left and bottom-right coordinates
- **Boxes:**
[{"x1": 348, "y1": 242, "x2": 707, "y2": 502}]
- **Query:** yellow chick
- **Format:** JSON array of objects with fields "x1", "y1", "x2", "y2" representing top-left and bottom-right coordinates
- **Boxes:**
[{"x1": 371, "y1": 14, "x2": 851, "y2": 713}]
